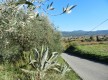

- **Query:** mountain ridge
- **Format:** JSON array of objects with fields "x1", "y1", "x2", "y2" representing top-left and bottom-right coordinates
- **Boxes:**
[{"x1": 61, "y1": 30, "x2": 108, "y2": 37}]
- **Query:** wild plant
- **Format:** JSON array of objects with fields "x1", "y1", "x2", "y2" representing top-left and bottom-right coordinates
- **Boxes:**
[{"x1": 21, "y1": 46, "x2": 61, "y2": 80}]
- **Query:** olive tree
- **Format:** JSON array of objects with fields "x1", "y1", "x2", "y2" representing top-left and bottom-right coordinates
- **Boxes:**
[
  {"x1": 0, "y1": 4, "x2": 62, "y2": 63},
  {"x1": 0, "y1": 0, "x2": 76, "y2": 62}
]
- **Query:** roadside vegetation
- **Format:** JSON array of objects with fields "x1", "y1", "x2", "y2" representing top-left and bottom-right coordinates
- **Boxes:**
[
  {"x1": 76, "y1": 44, "x2": 108, "y2": 57},
  {"x1": 64, "y1": 41, "x2": 108, "y2": 64},
  {"x1": 0, "y1": 0, "x2": 80, "y2": 80},
  {"x1": 0, "y1": 48, "x2": 80, "y2": 80}
]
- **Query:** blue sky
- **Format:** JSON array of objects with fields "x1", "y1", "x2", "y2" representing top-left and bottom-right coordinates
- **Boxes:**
[
  {"x1": 0, "y1": 0, "x2": 108, "y2": 31},
  {"x1": 47, "y1": 0, "x2": 108, "y2": 31}
]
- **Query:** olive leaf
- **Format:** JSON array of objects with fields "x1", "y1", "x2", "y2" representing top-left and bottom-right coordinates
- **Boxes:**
[
  {"x1": 47, "y1": 2, "x2": 55, "y2": 10},
  {"x1": 63, "y1": 4, "x2": 77, "y2": 14}
]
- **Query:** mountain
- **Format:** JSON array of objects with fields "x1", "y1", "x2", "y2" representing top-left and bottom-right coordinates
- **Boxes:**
[{"x1": 61, "y1": 30, "x2": 108, "y2": 37}]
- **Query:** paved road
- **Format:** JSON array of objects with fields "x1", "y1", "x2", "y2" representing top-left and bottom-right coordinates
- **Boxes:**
[{"x1": 61, "y1": 53, "x2": 108, "y2": 80}]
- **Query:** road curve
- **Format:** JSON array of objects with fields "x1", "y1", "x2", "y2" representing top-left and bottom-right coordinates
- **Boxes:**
[{"x1": 61, "y1": 53, "x2": 108, "y2": 80}]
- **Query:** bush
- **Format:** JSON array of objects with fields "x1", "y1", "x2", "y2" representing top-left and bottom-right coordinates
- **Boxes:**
[{"x1": 0, "y1": 4, "x2": 62, "y2": 63}]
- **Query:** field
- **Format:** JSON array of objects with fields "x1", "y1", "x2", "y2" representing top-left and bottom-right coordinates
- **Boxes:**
[
  {"x1": 76, "y1": 44, "x2": 108, "y2": 57},
  {"x1": 64, "y1": 42, "x2": 108, "y2": 64}
]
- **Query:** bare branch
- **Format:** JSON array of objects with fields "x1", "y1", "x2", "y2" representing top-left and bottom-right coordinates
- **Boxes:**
[{"x1": 42, "y1": 8, "x2": 64, "y2": 16}]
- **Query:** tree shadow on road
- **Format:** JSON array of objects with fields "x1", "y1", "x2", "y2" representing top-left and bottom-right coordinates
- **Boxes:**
[{"x1": 64, "y1": 45, "x2": 108, "y2": 65}]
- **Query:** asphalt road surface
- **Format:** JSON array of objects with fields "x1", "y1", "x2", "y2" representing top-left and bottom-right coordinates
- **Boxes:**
[{"x1": 61, "y1": 53, "x2": 108, "y2": 80}]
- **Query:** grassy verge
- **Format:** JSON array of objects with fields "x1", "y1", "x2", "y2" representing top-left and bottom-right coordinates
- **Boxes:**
[
  {"x1": 0, "y1": 56, "x2": 81, "y2": 80},
  {"x1": 57, "y1": 56, "x2": 81, "y2": 80},
  {"x1": 65, "y1": 44, "x2": 108, "y2": 64},
  {"x1": 76, "y1": 44, "x2": 108, "y2": 57}
]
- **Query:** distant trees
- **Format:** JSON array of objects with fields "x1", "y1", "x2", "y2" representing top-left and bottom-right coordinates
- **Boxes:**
[
  {"x1": 90, "y1": 36, "x2": 97, "y2": 41},
  {"x1": 84, "y1": 35, "x2": 108, "y2": 42},
  {"x1": 62, "y1": 35, "x2": 108, "y2": 43}
]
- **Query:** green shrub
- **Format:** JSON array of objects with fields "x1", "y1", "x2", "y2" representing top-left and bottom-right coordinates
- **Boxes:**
[{"x1": 0, "y1": 4, "x2": 62, "y2": 63}]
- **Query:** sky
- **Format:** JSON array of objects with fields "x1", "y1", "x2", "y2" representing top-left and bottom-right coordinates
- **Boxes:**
[
  {"x1": 47, "y1": 0, "x2": 108, "y2": 31},
  {"x1": 0, "y1": 0, "x2": 108, "y2": 31}
]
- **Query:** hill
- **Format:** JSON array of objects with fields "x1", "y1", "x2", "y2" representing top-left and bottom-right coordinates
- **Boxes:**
[{"x1": 62, "y1": 30, "x2": 108, "y2": 37}]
